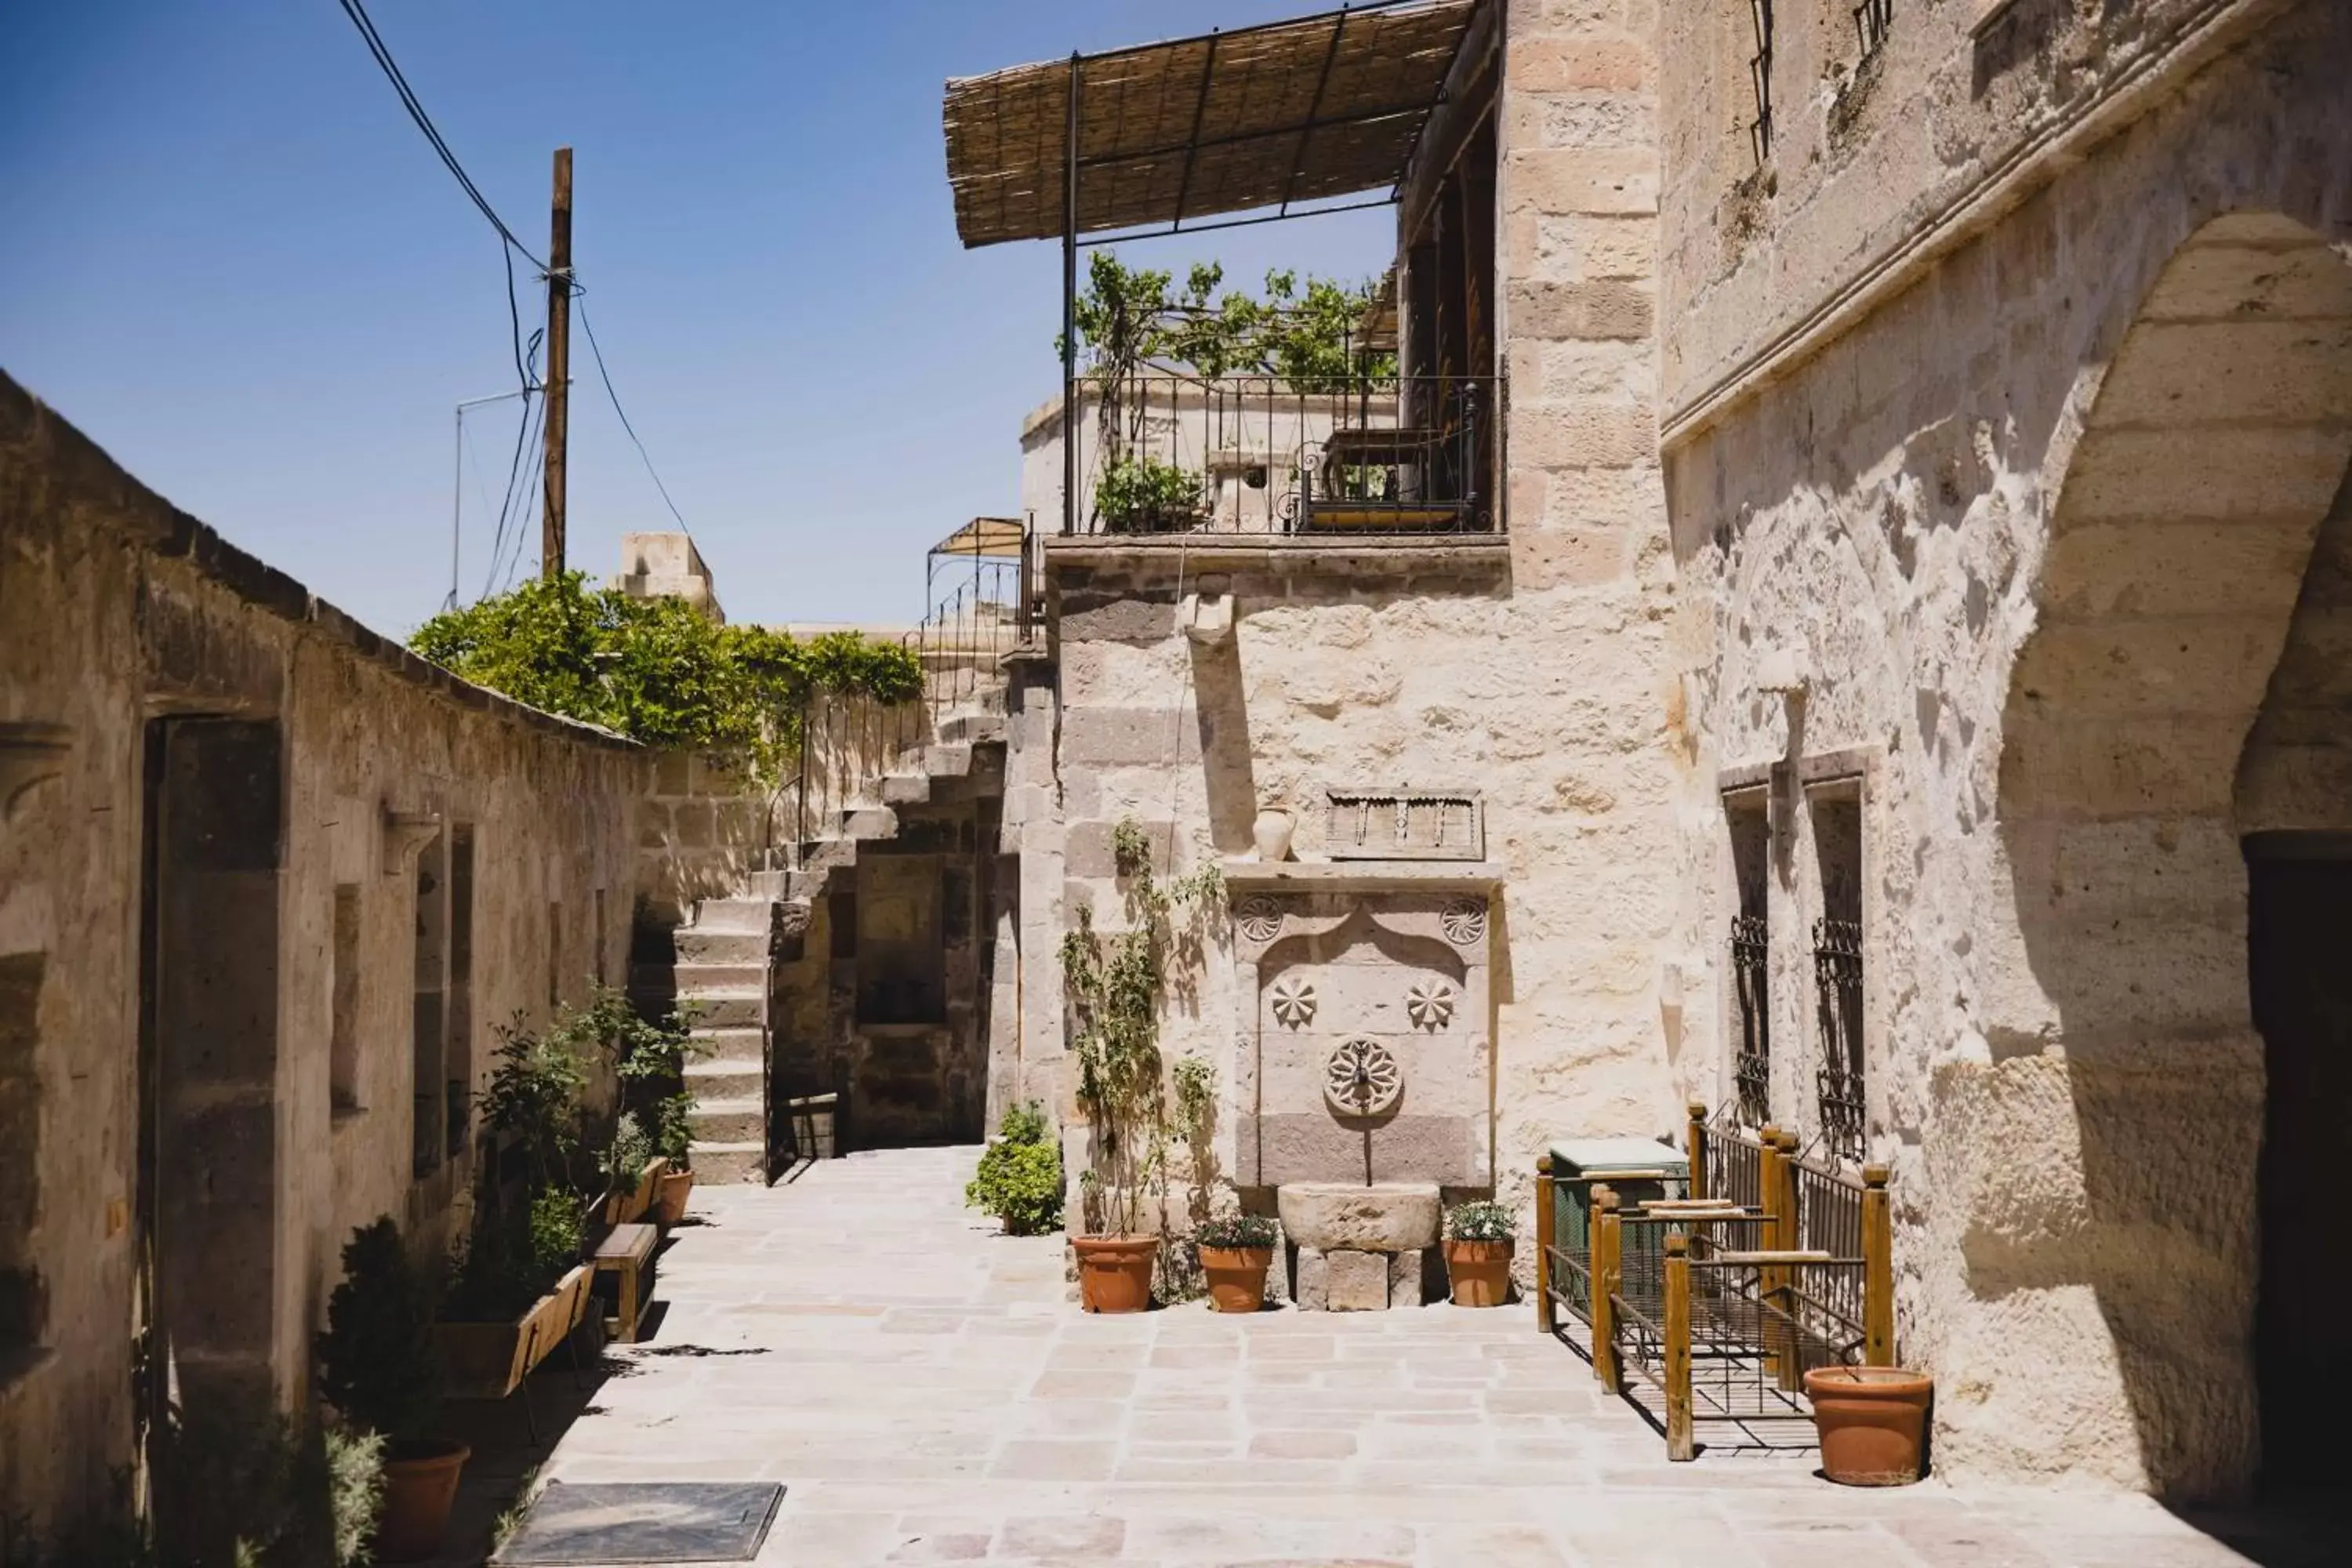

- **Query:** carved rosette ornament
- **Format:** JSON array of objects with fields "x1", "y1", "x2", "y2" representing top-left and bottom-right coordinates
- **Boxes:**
[
  {"x1": 1269, "y1": 975, "x2": 1317, "y2": 1028},
  {"x1": 1324, "y1": 1037, "x2": 1403, "y2": 1117},
  {"x1": 1405, "y1": 978, "x2": 1456, "y2": 1031},
  {"x1": 1235, "y1": 895, "x2": 1284, "y2": 944},
  {"x1": 1440, "y1": 898, "x2": 1488, "y2": 947}
]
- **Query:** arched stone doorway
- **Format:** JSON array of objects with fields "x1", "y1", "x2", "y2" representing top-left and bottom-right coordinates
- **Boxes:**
[{"x1": 1993, "y1": 212, "x2": 2352, "y2": 1497}]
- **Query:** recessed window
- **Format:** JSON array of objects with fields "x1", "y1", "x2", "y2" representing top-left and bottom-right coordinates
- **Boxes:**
[{"x1": 331, "y1": 885, "x2": 362, "y2": 1114}]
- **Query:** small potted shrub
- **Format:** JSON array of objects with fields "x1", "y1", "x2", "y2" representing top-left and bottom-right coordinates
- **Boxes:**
[
  {"x1": 1193, "y1": 1214, "x2": 1279, "y2": 1312},
  {"x1": 652, "y1": 1089, "x2": 696, "y2": 1227},
  {"x1": 1097, "y1": 454, "x2": 1203, "y2": 533},
  {"x1": 1443, "y1": 1200, "x2": 1515, "y2": 1308},
  {"x1": 965, "y1": 1101, "x2": 1064, "y2": 1235},
  {"x1": 317, "y1": 1218, "x2": 464, "y2": 1563},
  {"x1": 600, "y1": 1112, "x2": 664, "y2": 1225}
]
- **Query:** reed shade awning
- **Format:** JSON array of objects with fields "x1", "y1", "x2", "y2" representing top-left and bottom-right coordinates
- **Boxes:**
[
  {"x1": 931, "y1": 516, "x2": 1027, "y2": 558},
  {"x1": 942, "y1": 0, "x2": 1479, "y2": 249}
]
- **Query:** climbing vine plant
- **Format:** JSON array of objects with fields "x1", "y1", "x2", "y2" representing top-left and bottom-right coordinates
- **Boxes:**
[
  {"x1": 411, "y1": 571, "x2": 920, "y2": 783},
  {"x1": 1060, "y1": 818, "x2": 1223, "y2": 1238}
]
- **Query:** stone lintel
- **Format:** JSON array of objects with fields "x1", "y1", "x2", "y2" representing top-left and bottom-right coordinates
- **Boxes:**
[{"x1": 1222, "y1": 859, "x2": 1504, "y2": 894}]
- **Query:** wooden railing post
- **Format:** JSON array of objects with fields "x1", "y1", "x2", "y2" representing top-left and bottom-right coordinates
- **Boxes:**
[
  {"x1": 1685, "y1": 1098, "x2": 1708, "y2": 1202},
  {"x1": 1862, "y1": 1162, "x2": 1893, "y2": 1367},
  {"x1": 1756, "y1": 1127, "x2": 1785, "y2": 1383},
  {"x1": 1663, "y1": 1232, "x2": 1693, "y2": 1461},
  {"x1": 1590, "y1": 1185, "x2": 1620, "y2": 1393},
  {"x1": 1534, "y1": 1153, "x2": 1557, "y2": 1335},
  {"x1": 1773, "y1": 1128, "x2": 1804, "y2": 1390}
]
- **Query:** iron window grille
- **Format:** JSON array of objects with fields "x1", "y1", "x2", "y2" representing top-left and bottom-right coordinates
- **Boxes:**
[
  {"x1": 1747, "y1": 0, "x2": 1775, "y2": 165},
  {"x1": 1853, "y1": 0, "x2": 1893, "y2": 60},
  {"x1": 1730, "y1": 913, "x2": 1771, "y2": 1127},
  {"x1": 1812, "y1": 916, "x2": 1866, "y2": 1166}
]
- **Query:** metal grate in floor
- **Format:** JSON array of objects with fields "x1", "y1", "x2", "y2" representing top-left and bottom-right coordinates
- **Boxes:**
[{"x1": 492, "y1": 1482, "x2": 783, "y2": 1565}]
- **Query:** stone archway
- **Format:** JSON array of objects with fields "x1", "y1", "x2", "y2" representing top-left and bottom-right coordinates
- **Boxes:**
[{"x1": 1984, "y1": 214, "x2": 2352, "y2": 1497}]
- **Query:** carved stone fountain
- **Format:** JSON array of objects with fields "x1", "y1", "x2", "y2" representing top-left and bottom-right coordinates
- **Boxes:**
[{"x1": 1225, "y1": 795, "x2": 1500, "y2": 1309}]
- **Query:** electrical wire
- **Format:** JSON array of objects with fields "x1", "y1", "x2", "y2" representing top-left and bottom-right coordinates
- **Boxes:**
[
  {"x1": 576, "y1": 296, "x2": 693, "y2": 537},
  {"x1": 335, "y1": 0, "x2": 546, "y2": 271}
]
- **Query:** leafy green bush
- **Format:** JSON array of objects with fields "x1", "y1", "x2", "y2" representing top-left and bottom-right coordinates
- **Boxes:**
[
  {"x1": 1446, "y1": 1200, "x2": 1516, "y2": 1243},
  {"x1": 996, "y1": 1099, "x2": 1053, "y2": 1146},
  {"x1": 411, "y1": 572, "x2": 920, "y2": 782},
  {"x1": 653, "y1": 1089, "x2": 695, "y2": 1165},
  {"x1": 601, "y1": 1112, "x2": 654, "y2": 1186},
  {"x1": 479, "y1": 1011, "x2": 590, "y2": 1193},
  {"x1": 966, "y1": 1105, "x2": 1064, "y2": 1236},
  {"x1": 1195, "y1": 1213, "x2": 1279, "y2": 1250},
  {"x1": 1096, "y1": 456, "x2": 1203, "y2": 531},
  {"x1": 316, "y1": 1219, "x2": 443, "y2": 1439}
]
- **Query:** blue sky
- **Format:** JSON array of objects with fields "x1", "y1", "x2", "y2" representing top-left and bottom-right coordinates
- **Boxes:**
[{"x1": 0, "y1": 2, "x2": 1397, "y2": 634}]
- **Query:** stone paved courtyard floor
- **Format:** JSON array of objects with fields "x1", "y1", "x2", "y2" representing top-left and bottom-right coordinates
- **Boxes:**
[{"x1": 497, "y1": 1146, "x2": 2305, "y2": 1567}]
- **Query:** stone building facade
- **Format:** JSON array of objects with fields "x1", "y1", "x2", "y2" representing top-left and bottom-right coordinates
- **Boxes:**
[
  {"x1": 0, "y1": 375, "x2": 648, "y2": 1534},
  {"x1": 975, "y1": 0, "x2": 2352, "y2": 1503}
]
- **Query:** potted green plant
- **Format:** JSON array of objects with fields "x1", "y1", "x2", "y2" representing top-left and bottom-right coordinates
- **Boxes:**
[
  {"x1": 437, "y1": 1189, "x2": 591, "y2": 1400},
  {"x1": 1060, "y1": 820, "x2": 1221, "y2": 1312},
  {"x1": 1096, "y1": 454, "x2": 1204, "y2": 533},
  {"x1": 599, "y1": 1112, "x2": 664, "y2": 1225},
  {"x1": 652, "y1": 1088, "x2": 697, "y2": 1226},
  {"x1": 1194, "y1": 1214, "x2": 1279, "y2": 1312},
  {"x1": 316, "y1": 1218, "x2": 463, "y2": 1563},
  {"x1": 1443, "y1": 1200, "x2": 1515, "y2": 1308},
  {"x1": 965, "y1": 1102, "x2": 1064, "y2": 1235}
]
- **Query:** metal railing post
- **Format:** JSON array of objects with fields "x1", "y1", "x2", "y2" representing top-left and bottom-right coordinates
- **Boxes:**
[
  {"x1": 1773, "y1": 1127, "x2": 1804, "y2": 1391},
  {"x1": 1758, "y1": 1126, "x2": 1786, "y2": 1385},
  {"x1": 1862, "y1": 1162, "x2": 1893, "y2": 1367},
  {"x1": 1663, "y1": 1233, "x2": 1694, "y2": 1461},
  {"x1": 1686, "y1": 1099, "x2": 1708, "y2": 1203},
  {"x1": 1534, "y1": 1154, "x2": 1556, "y2": 1335}
]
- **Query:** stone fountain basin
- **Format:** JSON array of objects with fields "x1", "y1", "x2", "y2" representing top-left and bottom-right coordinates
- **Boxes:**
[{"x1": 1276, "y1": 1181, "x2": 1440, "y2": 1252}]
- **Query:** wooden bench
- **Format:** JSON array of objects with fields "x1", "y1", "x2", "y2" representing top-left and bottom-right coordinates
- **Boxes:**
[{"x1": 594, "y1": 1221, "x2": 659, "y2": 1344}]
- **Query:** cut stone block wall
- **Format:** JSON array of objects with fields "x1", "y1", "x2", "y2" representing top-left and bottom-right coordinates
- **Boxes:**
[
  {"x1": 1655, "y1": 0, "x2": 2352, "y2": 1497},
  {"x1": 0, "y1": 373, "x2": 645, "y2": 1537}
]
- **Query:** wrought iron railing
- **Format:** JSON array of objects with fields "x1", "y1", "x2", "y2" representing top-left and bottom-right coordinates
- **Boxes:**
[
  {"x1": 1813, "y1": 916, "x2": 1865, "y2": 1166},
  {"x1": 1064, "y1": 372, "x2": 1499, "y2": 537},
  {"x1": 1730, "y1": 912, "x2": 1770, "y2": 1127}
]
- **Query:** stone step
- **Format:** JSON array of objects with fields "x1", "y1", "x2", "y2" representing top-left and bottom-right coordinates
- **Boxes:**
[
  {"x1": 673, "y1": 927, "x2": 768, "y2": 965},
  {"x1": 673, "y1": 960, "x2": 766, "y2": 995},
  {"x1": 938, "y1": 712, "x2": 1005, "y2": 744},
  {"x1": 684, "y1": 1058, "x2": 762, "y2": 1099},
  {"x1": 690, "y1": 1141, "x2": 768, "y2": 1185},
  {"x1": 687, "y1": 1096, "x2": 764, "y2": 1143},
  {"x1": 690, "y1": 896, "x2": 776, "y2": 935},
  {"x1": 923, "y1": 742, "x2": 974, "y2": 777},
  {"x1": 681, "y1": 990, "x2": 764, "y2": 1030},
  {"x1": 838, "y1": 806, "x2": 897, "y2": 841},
  {"x1": 879, "y1": 774, "x2": 931, "y2": 806},
  {"x1": 686, "y1": 1024, "x2": 763, "y2": 1058}
]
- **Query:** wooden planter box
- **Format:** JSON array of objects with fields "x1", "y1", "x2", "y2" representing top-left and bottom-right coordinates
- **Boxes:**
[
  {"x1": 601, "y1": 1156, "x2": 669, "y2": 1226},
  {"x1": 437, "y1": 1263, "x2": 593, "y2": 1400}
]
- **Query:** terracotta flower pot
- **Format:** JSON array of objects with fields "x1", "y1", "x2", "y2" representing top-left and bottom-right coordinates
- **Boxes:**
[
  {"x1": 1804, "y1": 1366, "x2": 1932, "y2": 1486},
  {"x1": 1443, "y1": 1238, "x2": 1513, "y2": 1307},
  {"x1": 1073, "y1": 1234, "x2": 1158, "y2": 1313},
  {"x1": 374, "y1": 1436, "x2": 470, "y2": 1562},
  {"x1": 655, "y1": 1167, "x2": 695, "y2": 1227},
  {"x1": 1198, "y1": 1244, "x2": 1274, "y2": 1312}
]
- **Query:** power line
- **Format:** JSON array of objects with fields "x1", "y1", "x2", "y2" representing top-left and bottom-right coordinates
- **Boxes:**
[
  {"x1": 576, "y1": 297, "x2": 693, "y2": 537},
  {"x1": 336, "y1": 0, "x2": 546, "y2": 271}
]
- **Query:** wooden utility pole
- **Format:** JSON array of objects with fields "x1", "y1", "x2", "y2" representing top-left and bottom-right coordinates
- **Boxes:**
[{"x1": 541, "y1": 146, "x2": 573, "y2": 579}]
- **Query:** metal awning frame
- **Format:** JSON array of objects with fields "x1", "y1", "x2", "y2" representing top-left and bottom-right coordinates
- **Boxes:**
[{"x1": 1049, "y1": 0, "x2": 1479, "y2": 535}]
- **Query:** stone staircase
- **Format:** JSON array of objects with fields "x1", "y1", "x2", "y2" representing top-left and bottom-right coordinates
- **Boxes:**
[{"x1": 657, "y1": 700, "x2": 1010, "y2": 1182}]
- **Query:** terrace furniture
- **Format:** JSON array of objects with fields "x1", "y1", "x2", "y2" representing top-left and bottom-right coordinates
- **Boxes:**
[
  {"x1": 437, "y1": 1263, "x2": 595, "y2": 1442},
  {"x1": 594, "y1": 1221, "x2": 659, "y2": 1345}
]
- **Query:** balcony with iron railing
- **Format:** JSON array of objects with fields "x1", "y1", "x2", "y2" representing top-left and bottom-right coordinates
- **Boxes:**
[{"x1": 1035, "y1": 369, "x2": 1501, "y2": 540}]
